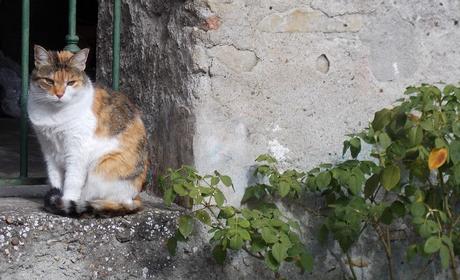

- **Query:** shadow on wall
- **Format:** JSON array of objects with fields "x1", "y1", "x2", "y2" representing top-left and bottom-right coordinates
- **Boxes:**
[{"x1": 96, "y1": 0, "x2": 199, "y2": 195}]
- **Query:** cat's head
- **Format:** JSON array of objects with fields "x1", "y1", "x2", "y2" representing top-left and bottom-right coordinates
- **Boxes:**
[{"x1": 30, "y1": 45, "x2": 90, "y2": 104}]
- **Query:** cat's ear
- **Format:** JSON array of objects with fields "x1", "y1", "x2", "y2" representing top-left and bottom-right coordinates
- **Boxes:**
[
  {"x1": 34, "y1": 45, "x2": 51, "y2": 68},
  {"x1": 69, "y1": 48, "x2": 89, "y2": 71}
]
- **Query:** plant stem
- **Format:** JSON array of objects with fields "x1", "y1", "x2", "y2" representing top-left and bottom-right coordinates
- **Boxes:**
[
  {"x1": 346, "y1": 252, "x2": 358, "y2": 280},
  {"x1": 384, "y1": 227, "x2": 395, "y2": 280},
  {"x1": 449, "y1": 247, "x2": 459, "y2": 280},
  {"x1": 242, "y1": 245, "x2": 264, "y2": 260},
  {"x1": 374, "y1": 223, "x2": 395, "y2": 280}
]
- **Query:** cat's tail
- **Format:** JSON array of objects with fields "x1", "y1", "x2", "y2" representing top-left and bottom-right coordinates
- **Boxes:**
[{"x1": 44, "y1": 188, "x2": 142, "y2": 217}]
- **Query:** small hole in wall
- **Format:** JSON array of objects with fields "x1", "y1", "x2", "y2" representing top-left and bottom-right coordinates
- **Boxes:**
[
  {"x1": 269, "y1": 6, "x2": 272, "y2": 10},
  {"x1": 454, "y1": 20, "x2": 458, "y2": 25},
  {"x1": 316, "y1": 54, "x2": 330, "y2": 74}
]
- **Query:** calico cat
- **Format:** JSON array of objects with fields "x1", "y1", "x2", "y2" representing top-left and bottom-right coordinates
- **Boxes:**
[{"x1": 28, "y1": 45, "x2": 149, "y2": 217}]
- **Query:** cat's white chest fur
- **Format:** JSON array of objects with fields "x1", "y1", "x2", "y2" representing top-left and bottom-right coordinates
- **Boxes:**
[{"x1": 28, "y1": 83, "x2": 119, "y2": 197}]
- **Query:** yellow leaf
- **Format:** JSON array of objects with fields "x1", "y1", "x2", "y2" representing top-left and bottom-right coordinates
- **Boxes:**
[{"x1": 428, "y1": 148, "x2": 448, "y2": 170}]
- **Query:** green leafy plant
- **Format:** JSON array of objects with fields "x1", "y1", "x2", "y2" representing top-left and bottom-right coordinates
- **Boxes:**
[
  {"x1": 160, "y1": 84, "x2": 460, "y2": 280},
  {"x1": 306, "y1": 84, "x2": 460, "y2": 280},
  {"x1": 160, "y1": 165, "x2": 313, "y2": 278}
]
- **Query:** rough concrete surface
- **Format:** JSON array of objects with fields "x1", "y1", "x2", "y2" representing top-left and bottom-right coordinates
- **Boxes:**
[
  {"x1": 0, "y1": 195, "x2": 312, "y2": 280},
  {"x1": 93, "y1": 0, "x2": 460, "y2": 279}
]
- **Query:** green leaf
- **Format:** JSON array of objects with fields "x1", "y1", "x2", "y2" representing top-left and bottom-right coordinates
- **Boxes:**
[
  {"x1": 167, "y1": 236, "x2": 178, "y2": 256},
  {"x1": 442, "y1": 235, "x2": 454, "y2": 250},
  {"x1": 364, "y1": 174, "x2": 380, "y2": 199},
  {"x1": 178, "y1": 215, "x2": 194, "y2": 238},
  {"x1": 250, "y1": 238, "x2": 267, "y2": 253},
  {"x1": 261, "y1": 227, "x2": 278, "y2": 244},
  {"x1": 424, "y1": 236, "x2": 442, "y2": 254},
  {"x1": 419, "y1": 220, "x2": 439, "y2": 238},
  {"x1": 412, "y1": 217, "x2": 425, "y2": 225},
  {"x1": 420, "y1": 119, "x2": 434, "y2": 131},
  {"x1": 238, "y1": 229, "x2": 251, "y2": 241},
  {"x1": 372, "y1": 109, "x2": 392, "y2": 131},
  {"x1": 443, "y1": 84, "x2": 456, "y2": 95},
  {"x1": 453, "y1": 164, "x2": 460, "y2": 184},
  {"x1": 405, "y1": 86, "x2": 419, "y2": 95},
  {"x1": 173, "y1": 184, "x2": 188, "y2": 196},
  {"x1": 408, "y1": 126, "x2": 423, "y2": 146},
  {"x1": 435, "y1": 137, "x2": 448, "y2": 148},
  {"x1": 279, "y1": 181, "x2": 290, "y2": 197},
  {"x1": 380, "y1": 207, "x2": 393, "y2": 225},
  {"x1": 347, "y1": 174, "x2": 362, "y2": 195},
  {"x1": 220, "y1": 175, "x2": 233, "y2": 187},
  {"x1": 195, "y1": 210, "x2": 211, "y2": 226},
  {"x1": 349, "y1": 138, "x2": 361, "y2": 158},
  {"x1": 256, "y1": 154, "x2": 277, "y2": 163},
  {"x1": 218, "y1": 206, "x2": 236, "y2": 219},
  {"x1": 299, "y1": 251, "x2": 314, "y2": 272},
  {"x1": 163, "y1": 187, "x2": 176, "y2": 206},
  {"x1": 343, "y1": 140, "x2": 351, "y2": 156},
  {"x1": 211, "y1": 176, "x2": 220, "y2": 186},
  {"x1": 378, "y1": 132, "x2": 392, "y2": 149},
  {"x1": 212, "y1": 245, "x2": 226, "y2": 265},
  {"x1": 272, "y1": 242, "x2": 288, "y2": 263},
  {"x1": 238, "y1": 218, "x2": 250, "y2": 228},
  {"x1": 229, "y1": 234, "x2": 244, "y2": 250},
  {"x1": 440, "y1": 244, "x2": 450, "y2": 269},
  {"x1": 319, "y1": 163, "x2": 333, "y2": 168},
  {"x1": 453, "y1": 122, "x2": 460, "y2": 137},
  {"x1": 316, "y1": 172, "x2": 332, "y2": 189},
  {"x1": 214, "y1": 189, "x2": 225, "y2": 207},
  {"x1": 264, "y1": 252, "x2": 280, "y2": 272},
  {"x1": 381, "y1": 165, "x2": 400, "y2": 190},
  {"x1": 391, "y1": 201, "x2": 406, "y2": 218},
  {"x1": 410, "y1": 202, "x2": 426, "y2": 217},
  {"x1": 450, "y1": 141, "x2": 460, "y2": 164}
]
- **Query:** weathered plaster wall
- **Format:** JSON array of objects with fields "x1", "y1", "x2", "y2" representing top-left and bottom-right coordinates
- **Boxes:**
[
  {"x1": 191, "y1": 0, "x2": 460, "y2": 205},
  {"x1": 96, "y1": 0, "x2": 460, "y2": 278}
]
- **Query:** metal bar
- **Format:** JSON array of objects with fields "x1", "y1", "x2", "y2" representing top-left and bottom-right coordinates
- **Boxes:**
[
  {"x1": 19, "y1": 0, "x2": 30, "y2": 178},
  {"x1": 112, "y1": 0, "x2": 121, "y2": 90},
  {"x1": 64, "y1": 0, "x2": 80, "y2": 52}
]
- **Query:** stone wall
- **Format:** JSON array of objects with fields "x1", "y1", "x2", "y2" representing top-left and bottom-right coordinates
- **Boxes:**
[
  {"x1": 96, "y1": 0, "x2": 460, "y2": 278},
  {"x1": 97, "y1": 0, "x2": 200, "y2": 187}
]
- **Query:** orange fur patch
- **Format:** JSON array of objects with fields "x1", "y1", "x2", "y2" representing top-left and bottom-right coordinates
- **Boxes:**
[
  {"x1": 89, "y1": 196, "x2": 143, "y2": 216},
  {"x1": 92, "y1": 88, "x2": 112, "y2": 136},
  {"x1": 92, "y1": 88, "x2": 149, "y2": 191}
]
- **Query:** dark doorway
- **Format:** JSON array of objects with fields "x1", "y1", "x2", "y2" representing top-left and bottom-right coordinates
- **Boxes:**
[{"x1": 0, "y1": 0, "x2": 98, "y2": 178}]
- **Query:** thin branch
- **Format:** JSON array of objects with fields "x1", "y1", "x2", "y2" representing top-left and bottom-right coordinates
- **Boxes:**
[
  {"x1": 242, "y1": 245, "x2": 264, "y2": 260},
  {"x1": 346, "y1": 252, "x2": 358, "y2": 280}
]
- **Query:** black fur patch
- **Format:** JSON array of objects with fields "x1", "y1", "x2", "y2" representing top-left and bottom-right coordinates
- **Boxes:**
[
  {"x1": 43, "y1": 188, "x2": 92, "y2": 217},
  {"x1": 44, "y1": 188, "x2": 67, "y2": 216}
]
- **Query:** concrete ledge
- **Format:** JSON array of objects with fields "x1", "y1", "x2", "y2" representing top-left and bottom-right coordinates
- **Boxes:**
[
  {"x1": 0, "y1": 185, "x2": 50, "y2": 198},
  {"x1": 0, "y1": 195, "x2": 184, "y2": 279},
  {"x1": 0, "y1": 194, "x2": 303, "y2": 279}
]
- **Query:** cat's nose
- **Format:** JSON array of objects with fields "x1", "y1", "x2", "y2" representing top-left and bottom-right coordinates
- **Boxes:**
[{"x1": 56, "y1": 92, "x2": 64, "y2": 99}]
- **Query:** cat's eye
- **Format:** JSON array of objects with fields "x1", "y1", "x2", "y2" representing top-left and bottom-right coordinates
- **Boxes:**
[
  {"x1": 42, "y1": 78, "x2": 54, "y2": 85},
  {"x1": 67, "y1": 81, "x2": 76, "y2": 86}
]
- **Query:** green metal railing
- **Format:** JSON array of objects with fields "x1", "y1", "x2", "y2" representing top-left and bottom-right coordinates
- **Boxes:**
[{"x1": 0, "y1": 0, "x2": 121, "y2": 187}]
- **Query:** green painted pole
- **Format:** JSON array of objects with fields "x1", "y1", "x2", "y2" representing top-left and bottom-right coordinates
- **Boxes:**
[
  {"x1": 19, "y1": 0, "x2": 30, "y2": 178},
  {"x1": 64, "y1": 0, "x2": 80, "y2": 52},
  {"x1": 112, "y1": 0, "x2": 121, "y2": 91}
]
